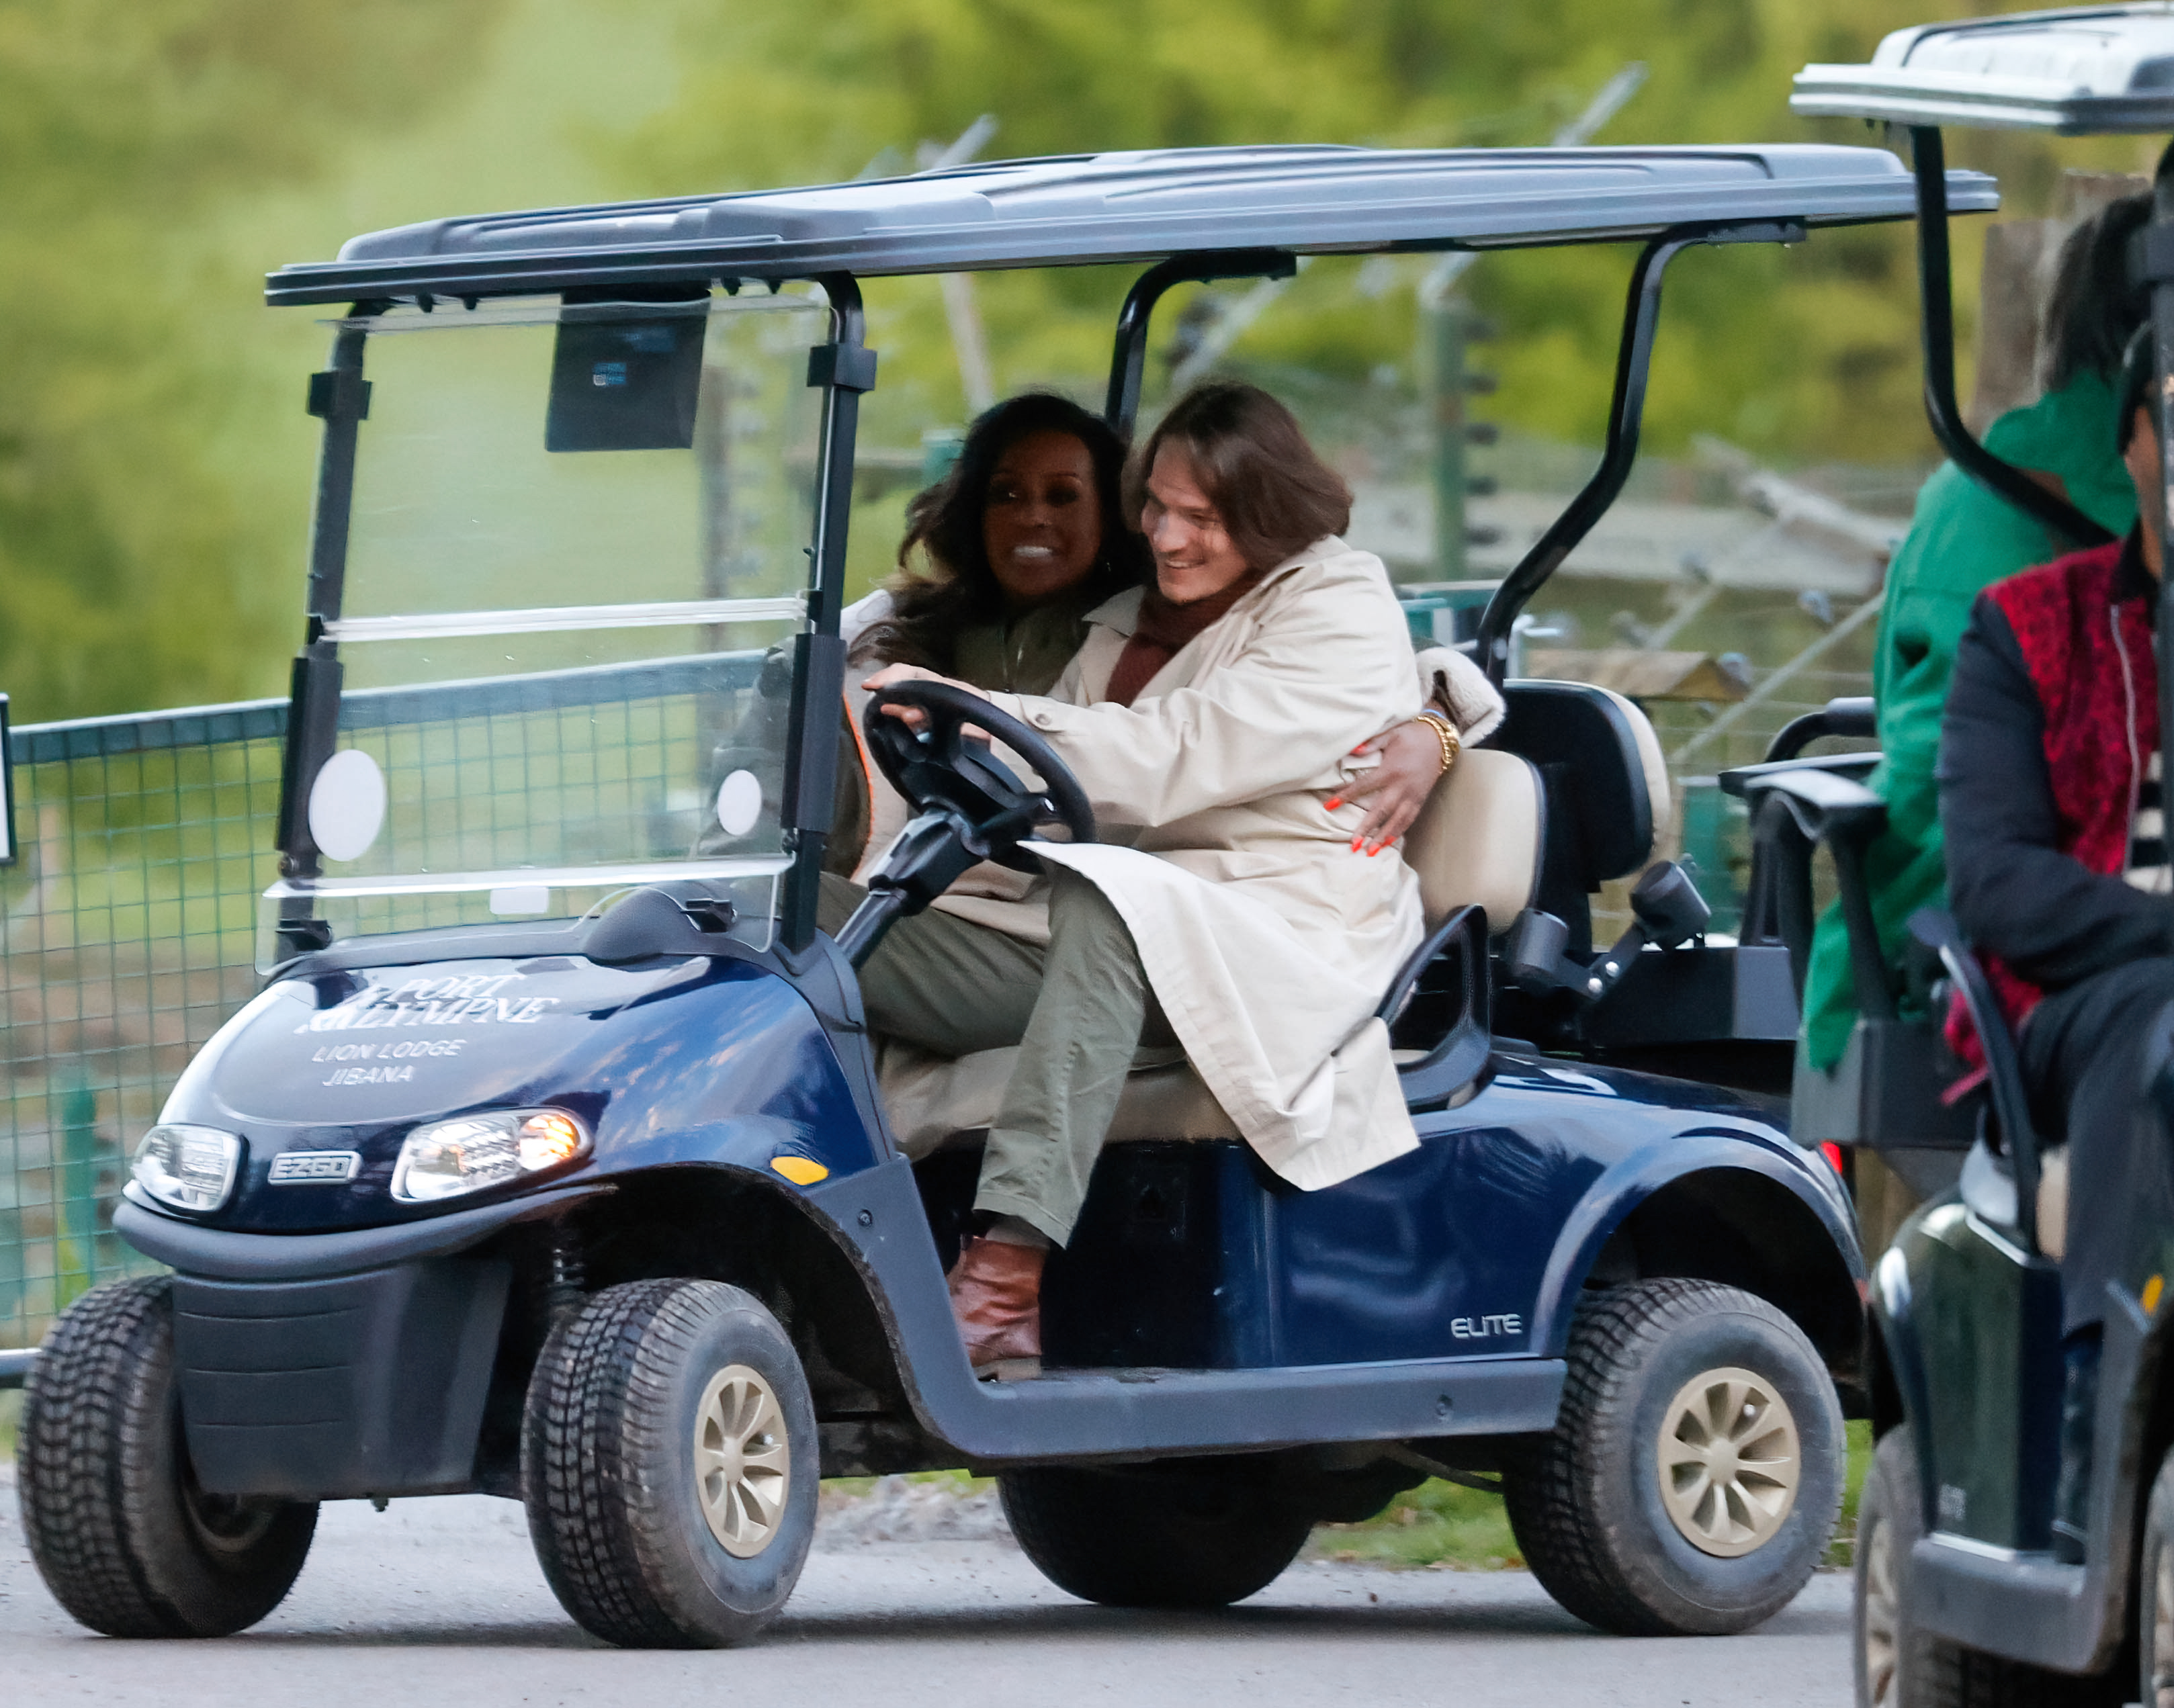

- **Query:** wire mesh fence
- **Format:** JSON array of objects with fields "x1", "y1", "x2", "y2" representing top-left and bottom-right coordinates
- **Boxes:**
[{"x1": 0, "y1": 653, "x2": 767, "y2": 1354}]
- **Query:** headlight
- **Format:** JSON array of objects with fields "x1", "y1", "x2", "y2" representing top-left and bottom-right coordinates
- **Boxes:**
[
  {"x1": 391, "y1": 1108, "x2": 591, "y2": 1204},
  {"x1": 132, "y1": 1124, "x2": 243, "y2": 1214}
]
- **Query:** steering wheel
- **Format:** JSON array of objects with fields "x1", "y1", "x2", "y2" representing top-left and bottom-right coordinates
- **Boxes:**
[{"x1": 862, "y1": 680, "x2": 1096, "y2": 872}]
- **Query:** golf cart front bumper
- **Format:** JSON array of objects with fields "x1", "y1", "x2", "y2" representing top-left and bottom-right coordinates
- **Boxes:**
[{"x1": 114, "y1": 1184, "x2": 607, "y2": 1500}]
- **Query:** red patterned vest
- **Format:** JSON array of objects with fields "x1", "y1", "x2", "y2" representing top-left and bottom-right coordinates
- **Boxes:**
[{"x1": 1956, "y1": 539, "x2": 2156, "y2": 1052}]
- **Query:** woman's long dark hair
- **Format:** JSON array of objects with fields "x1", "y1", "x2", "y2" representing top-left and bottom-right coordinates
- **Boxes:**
[
  {"x1": 855, "y1": 393, "x2": 1148, "y2": 669},
  {"x1": 2045, "y1": 190, "x2": 2152, "y2": 392}
]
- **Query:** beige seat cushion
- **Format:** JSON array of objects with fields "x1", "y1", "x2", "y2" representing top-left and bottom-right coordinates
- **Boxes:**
[
  {"x1": 1401, "y1": 746, "x2": 1545, "y2": 932},
  {"x1": 877, "y1": 1042, "x2": 1239, "y2": 1159},
  {"x1": 1598, "y1": 685, "x2": 1671, "y2": 833},
  {"x1": 2037, "y1": 1144, "x2": 2068, "y2": 1260}
]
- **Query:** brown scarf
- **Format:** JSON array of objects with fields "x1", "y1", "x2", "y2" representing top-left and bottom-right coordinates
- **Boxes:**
[{"x1": 1104, "y1": 570, "x2": 1264, "y2": 707}]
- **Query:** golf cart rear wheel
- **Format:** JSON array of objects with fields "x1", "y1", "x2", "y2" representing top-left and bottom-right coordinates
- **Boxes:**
[
  {"x1": 1502, "y1": 1277, "x2": 1843, "y2": 1636},
  {"x1": 523, "y1": 1278, "x2": 818, "y2": 1648},
  {"x1": 15, "y1": 1275, "x2": 317, "y2": 1637},
  {"x1": 998, "y1": 1460, "x2": 1311, "y2": 1608}
]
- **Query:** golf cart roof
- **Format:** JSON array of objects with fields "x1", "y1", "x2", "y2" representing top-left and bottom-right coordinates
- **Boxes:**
[
  {"x1": 1793, "y1": 4, "x2": 2174, "y2": 134},
  {"x1": 265, "y1": 143, "x2": 1994, "y2": 307}
]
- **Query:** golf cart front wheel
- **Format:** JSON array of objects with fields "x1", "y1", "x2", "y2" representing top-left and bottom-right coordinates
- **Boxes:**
[
  {"x1": 15, "y1": 1275, "x2": 318, "y2": 1637},
  {"x1": 1858, "y1": 1427, "x2": 2110, "y2": 1708},
  {"x1": 1503, "y1": 1277, "x2": 1843, "y2": 1636},
  {"x1": 999, "y1": 1459, "x2": 1312, "y2": 1607},
  {"x1": 2139, "y1": 1445, "x2": 2174, "y2": 1708},
  {"x1": 523, "y1": 1278, "x2": 818, "y2": 1648}
]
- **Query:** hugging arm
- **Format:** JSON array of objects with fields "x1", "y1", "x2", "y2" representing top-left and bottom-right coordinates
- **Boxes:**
[{"x1": 1327, "y1": 645, "x2": 1508, "y2": 852}]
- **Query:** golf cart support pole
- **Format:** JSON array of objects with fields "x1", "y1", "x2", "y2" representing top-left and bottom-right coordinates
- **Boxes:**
[
  {"x1": 1473, "y1": 220, "x2": 1805, "y2": 687},
  {"x1": 272, "y1": 304, "x2": 382, "y2": 954},
  {"x1": 1102, "y1": 250, "x2": 1296, "y2": 440},
  {"x1": 1908, "y1": 126, "x2": 2115, "y2": 551},
  {"x1": 780, "y1": 273, "x2": 876, "y2": 952}
]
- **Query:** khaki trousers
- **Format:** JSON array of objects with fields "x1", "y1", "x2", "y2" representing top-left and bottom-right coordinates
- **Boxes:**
[{"x1": 820, "y1": 870, "x2": 1169, "y2": 1245}]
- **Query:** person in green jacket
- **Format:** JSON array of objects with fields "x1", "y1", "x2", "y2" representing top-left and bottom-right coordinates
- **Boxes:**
[{"x1": 1798, "y1": 193, "x2": 2147, "y2": 1073}]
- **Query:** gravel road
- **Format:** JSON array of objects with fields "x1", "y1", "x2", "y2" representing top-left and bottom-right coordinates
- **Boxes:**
[{"x1": 0, "y1": 1466, "x2": 1854, "y2": 1706}]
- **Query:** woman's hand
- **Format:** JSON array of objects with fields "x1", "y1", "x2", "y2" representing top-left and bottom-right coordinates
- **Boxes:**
[
  {"x1": 861, "y1": 662, "x2": 988, "y2": 732},
  {"x1": 1327, "y1": 719, "x2": 1449, "y2": 855}
]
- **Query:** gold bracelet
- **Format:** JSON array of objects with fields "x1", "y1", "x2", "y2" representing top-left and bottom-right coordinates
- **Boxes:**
[{"x1": 1415, "y1": 710, "x2": 1460, "y2": 774}]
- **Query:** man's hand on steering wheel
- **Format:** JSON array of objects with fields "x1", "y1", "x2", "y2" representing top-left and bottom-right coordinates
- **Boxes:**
[
  {"x1": 857, "y1": 670, "x2": 1096, "y2": 877},
  {"x1": 861, "y1": 662, "x2": 960, "y2": 731}
]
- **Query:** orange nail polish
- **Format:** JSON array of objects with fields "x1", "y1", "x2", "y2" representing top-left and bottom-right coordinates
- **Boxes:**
[
  {"x1": 1323, "y1": 797, "x2": 1342, "y2": 811},
  {"x1": 1350, "y1": 836, "x2": 1362, "y2": 852},
  {"x1": 1367, "y1": 846, "x2": 1381, "y2": 857}
]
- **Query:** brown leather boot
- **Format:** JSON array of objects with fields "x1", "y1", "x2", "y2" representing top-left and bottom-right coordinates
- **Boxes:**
[{"x1": 946, "y1": 1236, "x2": 1045, "y2": 1381}]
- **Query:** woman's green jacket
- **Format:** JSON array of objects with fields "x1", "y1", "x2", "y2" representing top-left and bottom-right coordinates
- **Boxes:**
[{"x1": 1798, "y1": 369, "x2": 2136, "y2": 1071}]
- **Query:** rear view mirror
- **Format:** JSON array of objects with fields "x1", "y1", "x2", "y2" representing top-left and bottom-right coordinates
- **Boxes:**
[{"x1": 545, "y1": 300, "x2": 707, "y2": 453}]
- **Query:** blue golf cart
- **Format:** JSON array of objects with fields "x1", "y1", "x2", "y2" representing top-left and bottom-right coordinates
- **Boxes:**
[{"x1": 11, "y1": 142, "x2": 1954, "y2": 1648}]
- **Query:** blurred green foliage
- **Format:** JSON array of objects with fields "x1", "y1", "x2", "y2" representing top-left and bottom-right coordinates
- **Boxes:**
[
  {"x1": 1, "y1": 0, "x2": 2161, "y2": 723},
  {"x1": 617, "y1": 0, "x2": 2154, "y2": 463},
  {"x1": 0, "y1": 0, "x2": 509, "y2": 721}
]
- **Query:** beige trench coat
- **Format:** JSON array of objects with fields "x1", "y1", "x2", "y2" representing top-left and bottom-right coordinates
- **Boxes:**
[{"x1": 939, "y1": 535, "x2": 1428, "y2": 1192}]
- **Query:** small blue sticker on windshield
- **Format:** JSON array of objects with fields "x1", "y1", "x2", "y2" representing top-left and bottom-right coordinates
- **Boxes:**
[{"x1": 591, "y1": 361, "x2": 628, "y2": 388}]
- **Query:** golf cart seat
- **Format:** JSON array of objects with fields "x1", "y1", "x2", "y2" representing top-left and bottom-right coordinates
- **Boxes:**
[
  {"x1": 880, "y1": 746, "x2": 1551, "y2": 1157},
  {"x1": 1491, "y1": 680, "x2": 1671, "y2": 956}
]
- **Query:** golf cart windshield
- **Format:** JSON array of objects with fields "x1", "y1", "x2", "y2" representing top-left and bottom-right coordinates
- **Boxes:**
[{"x1": 260, "y1": 291, "x2": 827, "y2": 964}]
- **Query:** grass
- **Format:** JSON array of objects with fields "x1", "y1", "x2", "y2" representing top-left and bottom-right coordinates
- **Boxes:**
[
  {"x1": 0, "y1": 1389, "x2": 19, "y2": 1461},
  {"x1": 819, "y1": 1467, "x2": 987, "y2": 1503},
  {"x1": 1310, "y1": 1475, "x2": 1524, "y2": 1568}
]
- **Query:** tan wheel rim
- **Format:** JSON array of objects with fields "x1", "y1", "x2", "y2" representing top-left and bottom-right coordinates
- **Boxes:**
[
  {"x1": 1655, "y1": 1365, "x2": 1802, "y2": 1558},
  {"x1": 2154, "y1": 1530, "x2": 2174, "y2": 1708},
  {"x1": 1861, "y1": 1504, "x2": 1901, "y2": 1708},
  {"x1": 692, "y1": 1364, "x2": 791, "y2": 1560}
]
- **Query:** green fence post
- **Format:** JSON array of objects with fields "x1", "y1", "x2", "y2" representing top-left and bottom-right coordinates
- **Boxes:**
[{"x1": 54, "y1": 1075, "x2": 100, "y2": 1305}]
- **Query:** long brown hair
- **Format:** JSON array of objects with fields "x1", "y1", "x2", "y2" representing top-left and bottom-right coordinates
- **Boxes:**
[
  {"x1": 1127, "y1": 381, "x2": 1350, "y2": 572},
  {"x1": 855, "y1": 394, "x2": 1149, "y2": 669}
]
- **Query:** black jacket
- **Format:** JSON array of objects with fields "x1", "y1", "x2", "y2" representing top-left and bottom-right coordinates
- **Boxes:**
[{"x1": 1939, "y1": 531, "x2": 2174, "y2": 992}]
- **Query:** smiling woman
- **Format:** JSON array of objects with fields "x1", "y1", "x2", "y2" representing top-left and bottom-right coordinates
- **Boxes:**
[{"x1": 852, "y1": 392, "x2": 1148, "y2": 689}]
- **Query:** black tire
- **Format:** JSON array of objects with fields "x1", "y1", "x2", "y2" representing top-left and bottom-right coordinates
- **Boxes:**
[
  {"x1": 522, "y1": 1279, "x2": 818, "y2": 1648},
  {"x1": 1502, "y1": 1277, "x2": 1843, "y2": 1636},
  {"x1": 2138, "y1": 1445, "x2": 2174, "y2": 1708},
  {"x1": 999, "y1": 1459, "x2": 1312, "y2": 1608},
  {"x1": 15, "y1": 1275, "x2": 317, "y2": 1637},
  {"x1": 1860, "y1": 1427, "x2": 2112, "y2": 1708},
  {"x1": 1857, "y1": 1427, "x2": 1942, "y2": 1708}
]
